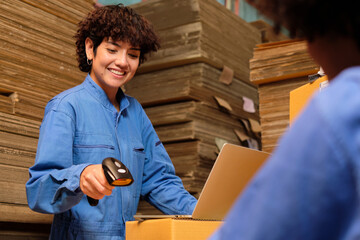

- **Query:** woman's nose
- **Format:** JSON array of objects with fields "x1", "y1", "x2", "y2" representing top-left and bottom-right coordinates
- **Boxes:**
[{"x1": 115, "y1": 52, "x2": 128, "y2": 67}]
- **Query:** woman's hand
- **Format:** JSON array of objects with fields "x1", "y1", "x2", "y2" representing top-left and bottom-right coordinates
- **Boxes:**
[{"x1": 80, "y1": 164, "x2": 115, "y2": 200}]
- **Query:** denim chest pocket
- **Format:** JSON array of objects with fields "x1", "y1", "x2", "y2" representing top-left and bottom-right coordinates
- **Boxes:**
[
  {"x1": 130, "y1": 138, "x2": 146, "y2": 157},
  {"x1": 128, "y1": 141, "x2": 146, "y2": 198},
  {"x1": 73, "y1": 133, "x2": 115, "y2": 164}
]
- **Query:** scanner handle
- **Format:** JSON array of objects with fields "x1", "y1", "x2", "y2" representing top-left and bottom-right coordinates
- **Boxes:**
[{"x1": 87, "y1": 196, "x2": 99, "y2": 206}]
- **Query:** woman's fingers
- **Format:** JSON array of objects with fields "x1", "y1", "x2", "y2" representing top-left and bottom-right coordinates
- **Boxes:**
[{"x1": 80, "y1": 164, "x2": 115, "y2": 199}]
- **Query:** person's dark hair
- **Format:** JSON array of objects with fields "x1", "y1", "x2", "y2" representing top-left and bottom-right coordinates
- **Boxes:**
[
  {"x1": 247, "y1": 0, "x2": 360, "y2": 48},
  {"x1": 74, "y1": 4, "x2": 160, "y2": 72}
]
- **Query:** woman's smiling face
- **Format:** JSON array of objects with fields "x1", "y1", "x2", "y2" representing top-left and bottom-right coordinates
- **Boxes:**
[{"x1": 86, "y1": 37, "x2": 140, "y2": 95}]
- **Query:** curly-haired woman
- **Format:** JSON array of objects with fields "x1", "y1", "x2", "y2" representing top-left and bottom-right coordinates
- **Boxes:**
[
  {"x1": 26, "y1": 5, "x2": 196, "y2": 239},
  {"x1": 210, "y1": 0, "x2": 360, "y2": 239}
]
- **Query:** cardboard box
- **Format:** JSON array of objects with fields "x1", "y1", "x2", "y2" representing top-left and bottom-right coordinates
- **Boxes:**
[
  {"x1": 126, "y1": 219, "x2": 222, "y2": 240},
  {"x1": 289, "y1": 75, "x2": 328, "y2": 123}
]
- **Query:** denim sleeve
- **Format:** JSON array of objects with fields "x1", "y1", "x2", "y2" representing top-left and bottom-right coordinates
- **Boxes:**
[
  {"x1": 209, "y1": 95, "x2": 357, "y2": 240},
  {"x1": 26, "y1": 109, "x2": 90, "y2": 214},
  {"x1": 138, "y1": 106, "x2": 197, "y2": 215}
]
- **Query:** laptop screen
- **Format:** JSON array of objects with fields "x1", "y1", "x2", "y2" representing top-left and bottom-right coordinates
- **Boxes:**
[{"x1": 191, "y1": 143, "x2": 270, "y2": 220}]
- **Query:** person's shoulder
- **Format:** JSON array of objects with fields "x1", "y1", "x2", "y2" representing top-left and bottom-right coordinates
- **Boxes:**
[
  {"x1": 310, "y1": 66, "x2": 360, "y2": 131},
  {"x1": 316, "y1": 67, "x2": 360, "y2": 107},
  {"x1": 45, "y1": 83, "x2": 86, "y2": 114},
  {"x1": 122, "y1": 94, "x2": 150, "y2": 123},
  {"x1": 124, "y1": 93, "x2": 143, "y2": 110},
  {"x1": 332, "y1": 66, "x2": 360, "y2": 85}
]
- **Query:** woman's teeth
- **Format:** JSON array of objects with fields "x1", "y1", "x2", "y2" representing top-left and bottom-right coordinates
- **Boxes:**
[{"x1": 110, "y1": 69, "x2": 125, "y2": 75}]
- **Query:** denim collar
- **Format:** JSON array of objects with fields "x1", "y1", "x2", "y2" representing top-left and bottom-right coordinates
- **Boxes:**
[{"x1": 83, "y1": 74, "x2": 129, "y2": 113}]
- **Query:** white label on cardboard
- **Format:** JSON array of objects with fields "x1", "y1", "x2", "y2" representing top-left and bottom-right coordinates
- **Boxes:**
[{"x1": 242, "y1": 96, "x2": 256, "y2": 113}]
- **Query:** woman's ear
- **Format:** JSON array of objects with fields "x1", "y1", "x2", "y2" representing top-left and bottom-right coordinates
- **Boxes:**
[{"x1": 85, "y1": 37, "x2": 94, "y2": 60}]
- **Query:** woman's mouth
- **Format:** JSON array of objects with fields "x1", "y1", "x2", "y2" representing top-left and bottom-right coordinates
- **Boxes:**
[{"x1": 109, "y1": 68, "x2": 126, "y2": 76}]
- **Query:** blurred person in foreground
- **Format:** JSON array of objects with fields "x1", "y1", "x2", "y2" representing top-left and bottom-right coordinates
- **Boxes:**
[
  {"x1": 210, "y1": 0, "x2": 360, "y2": 239},
  {"x1": 26, "y1": 4, "x2": 196, "y2": 240}
]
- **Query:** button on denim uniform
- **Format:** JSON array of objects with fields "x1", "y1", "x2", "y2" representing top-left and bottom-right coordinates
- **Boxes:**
[{"x1": 26, "y1": 75, "x2": 197, "y2": 240}]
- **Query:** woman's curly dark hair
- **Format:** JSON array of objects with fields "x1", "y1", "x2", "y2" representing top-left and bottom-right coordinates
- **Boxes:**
[
  {"x1": 74, "y1": 4, "x2": 160, "y2": 72},
  {"x1": 247, "y1": 0, "x2": 360, "y2": 48}
]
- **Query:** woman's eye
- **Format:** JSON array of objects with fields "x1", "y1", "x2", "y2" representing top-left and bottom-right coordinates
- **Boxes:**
[
  {"x1": 107, "y1": 48, "x2": 117, "y2": 53},
  {"x1": 129, "y1": 54, "x2": 140, "y2": 59}
]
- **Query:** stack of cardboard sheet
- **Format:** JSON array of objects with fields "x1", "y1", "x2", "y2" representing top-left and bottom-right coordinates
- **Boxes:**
[
  {"x1": 0, "y1": 0, "x2": 93, "y2": 236},
  {"x1": 145, "y1": 100, "x2": 256, "y2": 193},
  {"x1": 0, "y1": 0, "x2": 90, "y2": 121},
  {"x1": 126, "y1": 63, "x2": 259, "y2": 120},
  {"x1": 127, "y1": 0, "x2": 261, "y2": 215},
  {"x1": 250, "y1": 39, "x2": 319, "y2": 153},
  {"x1": 131, "y1": 0, "x2": 260, "y2": 84},
  {"x1": 0, "y1": 112, "x2": 50, "y2": 224}
]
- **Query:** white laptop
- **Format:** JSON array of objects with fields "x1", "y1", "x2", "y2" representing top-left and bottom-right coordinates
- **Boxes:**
[{"x1": 134, "y1": 143, "x2": 270, "y2": 221}]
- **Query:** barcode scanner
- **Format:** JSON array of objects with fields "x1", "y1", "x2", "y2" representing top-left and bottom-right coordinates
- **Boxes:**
[{"x1": 87, "y1": 157, "x2": 134, "y2": 206}]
